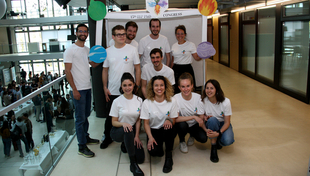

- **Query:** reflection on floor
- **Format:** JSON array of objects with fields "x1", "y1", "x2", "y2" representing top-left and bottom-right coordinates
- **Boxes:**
[{"x1": 51, "y1": 59, "x2": 310, "y2": 176}]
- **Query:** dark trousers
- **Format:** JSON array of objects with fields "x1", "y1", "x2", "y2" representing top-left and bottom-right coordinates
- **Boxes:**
[
  {"x1": 176, "y1": 122, "x2": 207, "y2": 143},
  {"x1": 110, "y1": 126, "x2": 145, "y2": 163},
  {"x1": 25, "y1": 132, "x2": 34, "y2": 149},
  {"x1": 147, "y1": 126, "x2": 177, "y2": 157},
  {"x1": 172, "y1": 64, "x2": 196, "y2": 94},
  {"x1": 104, "y1": 95, "x2": 119, "y2": 141}
]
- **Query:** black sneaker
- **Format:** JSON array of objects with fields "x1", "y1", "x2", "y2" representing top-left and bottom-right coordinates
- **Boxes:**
[
  {"x1": 100, "y1": 139, "x2": 113, "y2": 149},
  {"x1": 86, "y1": 137, "x2": 100, "y2": 145},
  {"x1": 78, "y1": 147, "x2": 95, "y2": 158}
]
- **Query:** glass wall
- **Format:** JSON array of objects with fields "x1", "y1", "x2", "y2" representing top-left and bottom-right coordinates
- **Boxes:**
[
  {"x1": 219, "y1": 16, "x2": 229, "y2": 65},
  {"x1": 242, "y1": 24, "x2": 256, "y2": 73},
  {"x1": 280, "y1": 21, "x2": 309, "y2": 95},
  {"x1": 257, "y1": 7, "x2": 276, "y2": 81}
]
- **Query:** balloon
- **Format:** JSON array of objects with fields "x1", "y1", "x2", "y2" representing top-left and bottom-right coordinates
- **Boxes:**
[
  {"x1": 0, "y1": 0, "x2": 7, "y2": 19},
  {"x1": 88, "y1": 0, "x2": 107, "y2": 21},
  {"x1": 197, "y1": 41, "x2": 216, "y2": 59},
  {"x1": 89, "y1": 45, "x2": 107, "y2": 63}
]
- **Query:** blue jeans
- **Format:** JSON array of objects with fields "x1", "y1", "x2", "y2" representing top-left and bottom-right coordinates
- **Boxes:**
[
  {"x1": 2, "y1": 138, "x2": 11, "y2": 156},
  {"x1": 206, "y1": 117, "x2": 235, "y2": 146},
  {"x1": 71, "y1": 89, "x2": 91, "y2": 148}
]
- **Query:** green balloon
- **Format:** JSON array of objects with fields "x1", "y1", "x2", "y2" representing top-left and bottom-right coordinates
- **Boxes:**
[{"x1": 88, "y1": 0, "x2": 107, "y2": 21}]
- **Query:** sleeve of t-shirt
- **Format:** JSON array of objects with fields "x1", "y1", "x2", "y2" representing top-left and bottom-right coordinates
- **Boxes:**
[
  {"x1": 141, "y1": 66, "x2": 147, "y2": 80},
  {"x1": 140, "y1": 100, "x2": 149, "y2": 120},
  {"x1": 170, "y1": 98, "x2": 179, "y2": 118},
  {"x1": 63, "y1": 48, "x2": 73, "y2": 63},
  {"x1": 133, "y1": 47, "x2": 140, "y2": 65},
  {"x1": 138, "y1": 39, "x2": 144, "y2": 55},
  {"x1": 168, "y1": 69, "x2": 175, "y2": 85},
  {"x1": 190, "y1": 42, "x2": 197, "y2": 54},
  {"x1": 197, "y1": 98, "x2": 204, "y2": 115},
  {"x1": 171, "y1": 43, "x2": 176, "y2": 57},
  {"x1": 224, "y1": 98, "x2": 232, "y2": 116},
  {"x1": 102, "y1": 54, "x2": 109, "y2": 68},
  {"x1": 109, "y1": 98, "x2": 119, "y2": 117},
  {"x1": 164, "y1": 38, "x2": 171, "y2": 53}
]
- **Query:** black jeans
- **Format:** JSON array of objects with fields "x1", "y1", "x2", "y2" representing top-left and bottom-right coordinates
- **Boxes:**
[
  {"x1": 147, "y1": 126, "x2": 177, "y2": 157},
  {"x1": 104, "y1": 95, "x2": 119, "y2": 141},
  {"x1": 176, "y1": 122, "x2": 207, "y2": 143},
  {"x1": 110, "y1": 126, "x2": 145, "y2": 163}
]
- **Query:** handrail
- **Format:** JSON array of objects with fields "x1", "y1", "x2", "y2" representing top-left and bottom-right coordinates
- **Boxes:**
[{"x1": 0, "y1": 75, "x2": 66, "y2": 117}]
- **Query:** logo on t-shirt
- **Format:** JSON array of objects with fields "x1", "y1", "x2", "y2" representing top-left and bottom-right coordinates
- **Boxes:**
[
  {"x1": 166, "y1": 111, "x2": 170, "y2": 117},
  {"x1": 137, "y1": 108, "x2": 141, "y2": 114},
  {"x1": 159, "y1": 47, "x2": 163, "y2": 50},
  {"x1": 220, "y1": 111, "x2": 224, "y2": 117},
  {"x1": 182, "y1": 50, "x2": 185, "y2": 54},
  {"x1": 194, "y1": 107, "x2": 197, "y2": 113},
  {"x1": 124, "y1": 56, "x2": 129, "y2": 61}
]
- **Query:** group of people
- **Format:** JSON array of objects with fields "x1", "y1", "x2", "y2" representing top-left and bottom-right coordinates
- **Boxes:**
[{"x1": 64, "y1": 19, "x2": 235, "y2": 176}]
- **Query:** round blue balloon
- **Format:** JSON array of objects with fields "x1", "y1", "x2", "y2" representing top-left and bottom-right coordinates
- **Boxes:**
[{"x1": 89, "y1": 45, "x2": 107, "y2": 63}]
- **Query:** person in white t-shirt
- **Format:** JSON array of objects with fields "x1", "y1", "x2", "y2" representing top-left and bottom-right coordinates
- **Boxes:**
[
  {"x1": 174, "y1": 73, "x2": 207, "y2": 154},
  {"x1": 202, "y1": 79, "x2": 235, "y2": 163},
  {"x1": 109, "y1": 21, "x2": 139, "y2": 48},
  {"x1": 101, "y1": 25, "x2": 141, "y2": 149},
  {"x1": 64, "y1": 24, "x2": 100, "y2": 158},
  {"x1": 141, "y1": 48, "x2": 175, "y2": 98},
  {"x1": 140, "y1": 76, "x2": 178, "y2": 174},
  {"x1": 138, "y1": 18, "x2": 171, "y2": 68},
  {"x1": 171, "y1": 25, "x2": 202, "y2": 94},
  {"x1": 110, "y1": 73, "x2": 145, "y2": 176}
]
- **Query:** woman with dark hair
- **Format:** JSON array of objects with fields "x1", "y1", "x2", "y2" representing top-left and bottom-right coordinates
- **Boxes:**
[
  {"x1": 174, "y1": 73, "x2": 207, "y2": 153},
  {"x1": 202, "y1": 79, "x2": 235, "y2": 163},
  {"x1": 140, "y1": 75, "x2": 178, "y2": 173},
  {"x1": 171, "y1": 25, "x2": 201, "y2": 93},
  {"x1": 110, "y1": 72, "x2": 145, "y2": 176}
]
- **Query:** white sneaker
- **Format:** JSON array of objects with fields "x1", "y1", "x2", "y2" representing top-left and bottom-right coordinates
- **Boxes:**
[
  {"x1": 179, "y1": 142, "x2": 188, "y2": 153},
  {"x1": 187, "y1": 137, "x2": 195, "y2": 146}
]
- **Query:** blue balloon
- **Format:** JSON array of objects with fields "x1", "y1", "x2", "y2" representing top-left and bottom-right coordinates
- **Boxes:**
[{"x1": 89, "y1": 45, "x2": 107, "y2": 63}]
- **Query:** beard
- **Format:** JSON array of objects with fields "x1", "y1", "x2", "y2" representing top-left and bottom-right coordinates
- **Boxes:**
[
  {"x1": 151, "y1": 30, "x2": 159, "y2": 36},
  {"x1": 126, "y1": 34, "x2": 135, "y2": 40},
  {"x1": 77, "y1": 35, "x2": 87, "y2": 41}
]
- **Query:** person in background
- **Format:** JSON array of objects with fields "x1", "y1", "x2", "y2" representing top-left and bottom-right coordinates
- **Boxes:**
[
  {"x1": 3, "y1": 91, "x2": 12, "y2": 107},
  {"x1": 20, "y1": 69, "x2": 26, "y2": 81},
  {"x1": 202, "y1": 79, "x2": 235, "y2": 163},
  {"x1": 11, "y1": 116, "x2": 29, "y2": 157},
  {"x1": 15, "y1": 87, "x2": 22, "y2": 101},
  {"x1": 23, "y1": 113, "x2": 34, "y2": 149},
  {"x1": 32, "y1": 94, "x2": 42, "y2": 122},
  {"x1": 140, "y1": 76, "x2": 178, "y2": 173},
  {"x1": 0, "y1": 121, "x2": 12, "y2": 158},
  {"x1": 66, "y1": 94, "x2": 74, "y2": 119}
]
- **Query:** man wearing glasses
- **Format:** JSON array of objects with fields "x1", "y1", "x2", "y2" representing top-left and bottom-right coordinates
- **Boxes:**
[
  {"x1": 109, "y1": 21, "x2": 139, "y2": 48},
  {"x1": 138, "y1": 18, "x2": 171, "y2": 68},
  {"x1": 101, "y1": 25, "x2": 141, "y2": 149},
  {"x1": 64, "y1": 24, "x2": 100, "y2": 158}
]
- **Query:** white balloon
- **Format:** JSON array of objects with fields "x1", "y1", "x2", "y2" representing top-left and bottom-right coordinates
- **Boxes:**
[{"x1": 0, "y1": 0, "x2": 7, "y2": 19}]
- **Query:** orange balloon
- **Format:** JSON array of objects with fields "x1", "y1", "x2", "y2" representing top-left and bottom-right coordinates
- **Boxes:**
[{"x1": 198, "y1": 0, "x2": 218, "y2": 16}]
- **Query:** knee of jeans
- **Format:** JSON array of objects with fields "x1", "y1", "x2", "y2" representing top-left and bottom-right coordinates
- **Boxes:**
[
  {"x1": 176, "y1": 122, "x2": 188, "y2": 130},
  {"x1": 206, "y1": 117, "x2": 220, "y2": 130},
  {"x1": 220, "y1": 137, "x2": 234, "y2": 146}
]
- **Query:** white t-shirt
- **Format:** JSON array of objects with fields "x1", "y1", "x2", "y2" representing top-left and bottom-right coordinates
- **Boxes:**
[
  {"x1": 63, "y1": 44, "x2": 91, "y2": 90},
  {"x1": 141, "y1": 63, "x2": 175, "y2": 85},
  {"x1": 171, "y1": 41, "x2": 197, "y2": 65},
  {"x1": 109, "y1": 39, "x2": 138, "y2": 48},
  {"x1": 109, "y1": 95, "x2": 143, "y2": 126},
  {"x1": 138, "y1": 34, "x2": 171, "y2": 67},
  {"x1": 140, "y1": 97, "x2": 178, "y2": 129},
  {"x1": 202, "y1": 97, "x2": 232, "y2": 122},
  {"x1": 174, "y1": 93, "x2": 204, "y2": 127},
  {"x1": 103, "y1": 44, "x2": 140, "y2": 95}
]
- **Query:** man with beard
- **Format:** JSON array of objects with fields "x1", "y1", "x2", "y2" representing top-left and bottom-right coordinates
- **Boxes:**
[
  {"x1": 64, "y1": 24, "x2": 100, "y2": 158},
  {"x1": 109, "y1": 21, "x2": 139, "y2": 48},
  {"x1": 141, "y1": 48, "x2": 175, "y2": 98},
  {"x1": 139, "y1": 18, "x2": 171, "y2": 68}
]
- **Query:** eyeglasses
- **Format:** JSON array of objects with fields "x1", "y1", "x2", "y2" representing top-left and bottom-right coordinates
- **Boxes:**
[
  {"x1": 113, "y1": 33, "x2": 126, "y2": 37},
  {"x1": 78, "y1": 30, "x2": 88, "y2": 33}
]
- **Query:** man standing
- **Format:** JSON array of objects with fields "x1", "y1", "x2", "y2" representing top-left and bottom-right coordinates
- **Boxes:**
[
  {"x1": 109, "y1": 21, "x2": 139, "y2": 48},
  {"x1": 139, "y1": 18, "x2": 171, "y2": 68},
  {"x1": 100, "y1": 25, "x2": 141, "y2": 149},
  {"x1": 141, "y1": 48, "x2": 175, "y2": 98},
  {"x1": 64, "y1": 23, "x2": 100, "y2": 158}
]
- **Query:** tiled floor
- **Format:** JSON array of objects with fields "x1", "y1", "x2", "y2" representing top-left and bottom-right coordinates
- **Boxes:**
[{"x1": 50, "y1": 59, "x2": 310, "y2": 176}]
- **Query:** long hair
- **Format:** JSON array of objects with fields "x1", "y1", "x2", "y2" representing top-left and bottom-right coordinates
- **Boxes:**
[
  {"x1": 201, "y1": 79, "x2": 225, "y2": 104},
  {"x1": 146, "y1": 75, "x2": 174, "y2": 102},
  {"x1": 119, "y1": 72, "x2": 137, "y2": 95}
]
